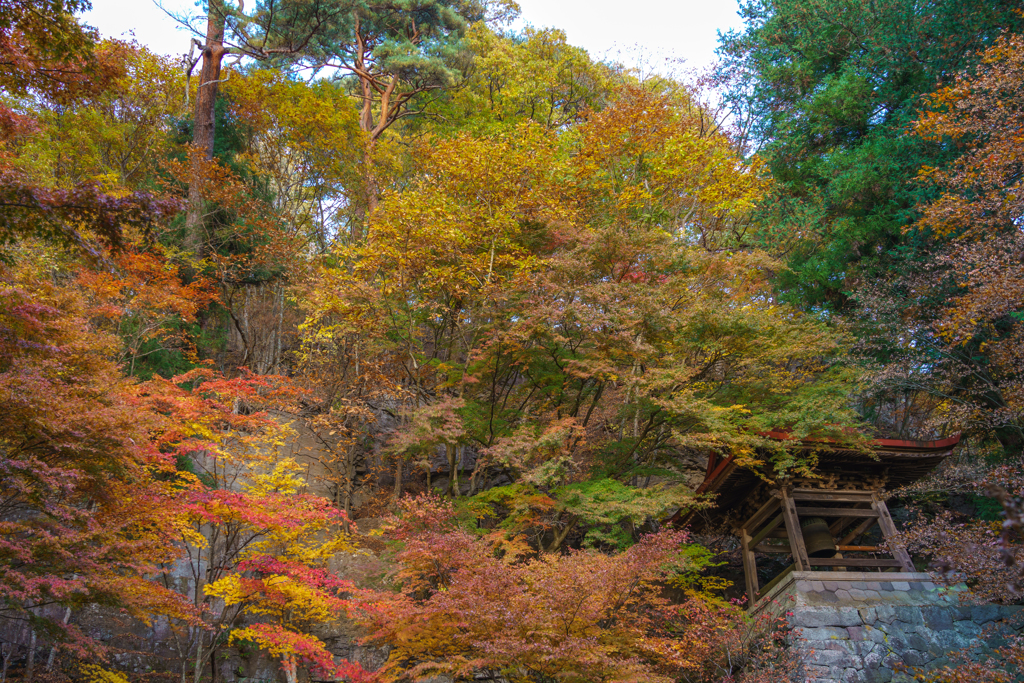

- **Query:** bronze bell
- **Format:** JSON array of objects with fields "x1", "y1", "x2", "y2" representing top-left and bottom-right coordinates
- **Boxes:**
[{"x1": 800, "y1": 517, "x2": 837, "y2": 558}]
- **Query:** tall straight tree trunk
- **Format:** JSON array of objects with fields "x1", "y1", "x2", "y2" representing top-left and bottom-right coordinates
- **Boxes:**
[
  {"x1": 352, "y1": 139, "x2": 379, "y2": 244},
  {"x1": 1, "y1": 641, "x2": 11, "y2": 683},
  {"x1": 282, "y1": 656, "x2": 298, "y2": 683},
  {"x1": 186, "y1": 1, "x2": 227, "y2": 256},
  {"x1": 446, "y1": 443, "x2": 457, "y2": 497},
  {"x1": 45, "y1": 607, "x2": 72, "y2": 671},
  {"x1": 23, "y1": 630, "x2": 35, "y2": 683},
  {"x1": 342, "y1": 443, "x2": 356, "y2": 533},
  {"x1": 393, "y1": 456, "x2": 403, "y2": 499},
  {"x1": 351, "y1": 17, "x2": 389, "y2": 245},
  {"x1": 192, "y1": 629, "x2": 205, "y2": 683}
]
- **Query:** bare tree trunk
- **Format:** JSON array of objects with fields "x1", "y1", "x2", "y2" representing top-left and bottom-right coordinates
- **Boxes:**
[
  {"x1": 446, "y1": 443, "x2": 457, "y2": 497},
  {"x1": 274, "y1": 284, "x2": 284, "y2": 373},
  {"x1": 342, "y1": 443, "x2": 356, "y2": 533},
  {"x1": 242, "y1": 286, "x2": 251, "y2": 368},
  {"x1": 282, "y1": 656, "x2": 298, "y2": 683},
  {"x1": 351, "y1": 22, "x2": 380, "y2": 245},
  {"x1": 546, "y1": 517, "x2": 576, "y2": 553},
  {"x1": 186, "y1": 1, "x2": 227, "y2": 256},
  {"x1": 468, "y1": 450, "x2": 483, "y2": 496},
  {"x1": 193, "y1": 635, "x2": 205, "y2": 683},
  {"x1": 1, "y1": 641, "x2": 12, "y2": 683},
  {"x1": 45, "y1": 608, "x2": 72, "y2": 671},
  {"x1": 23, "y1": 629, "x2": 36, "y2": 683},
  {"x1": 349, "y1": 139, "x2": 378, "y2": 244},
  {"x1": 393, "y1": 457, "x2": 403, "y2": 499}
]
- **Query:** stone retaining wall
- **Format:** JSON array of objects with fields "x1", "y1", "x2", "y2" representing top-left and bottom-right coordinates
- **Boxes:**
[{"x1": 754, "y1": 571, "x2": 1022, "y2": 682}]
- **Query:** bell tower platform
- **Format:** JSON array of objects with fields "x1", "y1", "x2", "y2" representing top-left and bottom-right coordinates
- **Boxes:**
[
  {"x1": 675, "y1": 434, "x2": 1022, "y2": 681},
  {"x1": 757, "y1": 570, "x2": 1021, "y2": 682},
  {"x1": 677, "y1": 435, "x2": 962, "y2": 607}
]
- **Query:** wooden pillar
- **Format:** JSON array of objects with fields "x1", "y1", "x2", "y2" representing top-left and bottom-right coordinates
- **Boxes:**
[
  {"x1": 738, "y1": 497, "x2": 781, "y2": 608},
  {"x1": 872, "y1": 494, "x2": 916, "y2": 572},
  {"x1": 740, "y1": 528, "x2": 759, "y2": 607},
  {"x1": 780, "y1": 487, "x2": 811, "y2": 570}
]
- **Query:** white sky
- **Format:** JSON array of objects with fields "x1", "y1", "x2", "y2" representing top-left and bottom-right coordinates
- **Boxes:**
[{"x1": 82, "y1": 0, "x2": 743, "y2": 72}]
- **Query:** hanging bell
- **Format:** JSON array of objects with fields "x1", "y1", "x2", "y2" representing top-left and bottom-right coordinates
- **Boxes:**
[{"x1": 800, "y1": 517, "x2": 837, "y2": 558}]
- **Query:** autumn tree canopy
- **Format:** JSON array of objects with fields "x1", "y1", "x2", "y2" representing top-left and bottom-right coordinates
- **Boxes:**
[{"x1": 2, "y1": 0, "x2": 1024, "y2": 681}]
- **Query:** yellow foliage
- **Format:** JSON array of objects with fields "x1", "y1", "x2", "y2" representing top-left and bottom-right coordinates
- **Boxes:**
[
  {"x1": 78, "y1": 664, "x2": 130, "y2": 683},
  {"x1": 204, "y1": 574, "x2": 248, "y2": 605},
  {"x1": 243, "y1": 458, "x2": 305, "y2": 497}
]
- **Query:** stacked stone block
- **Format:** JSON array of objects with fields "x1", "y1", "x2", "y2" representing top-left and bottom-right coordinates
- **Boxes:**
[{"x1": 755, "y1": 571, "x2": 1021, "y2": 683}]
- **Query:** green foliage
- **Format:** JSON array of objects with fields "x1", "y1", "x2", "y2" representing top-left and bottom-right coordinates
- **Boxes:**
[
  {"x1": 719, "y1": 0, "x2": 1024, "y2": 309},
  {"x1": 466, "y1": 478, "x2": 699, "y2": 551},
  {"x1": 554, "y1": 479, "x2": 694, "y2": 548},
  {"x1": 0, "y1": 3, "x2": 836, "y2": 683},
  {"x1": 174, "y1": 453, "x2": 216, "y2": 489},
  {"x1": 423, "y1": 24, "x2": 616, "y2": 136},
  {"x1": 299, "y1": 0, "x2": 484, "y2": 88},
  {"x1": 128, "y1": 336, "x2": 197, "y2": 380},
  {"x1": 669, "y1": 543, "x2": 733, "y2": 597},
  {"x1": 970, "y1": 494, "x2": 1004, "y2": 523}
]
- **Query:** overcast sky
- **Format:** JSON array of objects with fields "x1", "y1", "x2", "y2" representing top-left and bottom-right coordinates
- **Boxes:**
[{"x1": 82, "y1": 1, "x2": 744, "y2": 72}]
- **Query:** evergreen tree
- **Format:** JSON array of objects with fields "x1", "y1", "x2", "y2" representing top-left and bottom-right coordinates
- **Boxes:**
[{"x1": 718, "y1": 0, "x2": 1024, "y2": 309}]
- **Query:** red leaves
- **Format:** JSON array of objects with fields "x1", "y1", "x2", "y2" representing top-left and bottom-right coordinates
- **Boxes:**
[
  {"x1": 238, "y1": 555, "x2": 355, "y2": 593},
  {"x1": 0, "y1": 168, "x2": 181, "y2": 252},
  {"x1": 188, "y1": 475, "x2": 363, "y2": 683},
  {"x1": 878, "y1": 30, "x2": 1024, "y2": 446},
  {"x1": 353, "y1": 494, "x2": 772, "y2": 683},
  {"x1": 75, "y1": 245, "x2": 218, "y2": 369},
  {"x1": 180, "y1": 487, "x2": 346, "y2": 534},
  {"x1": 0, "y1": 2, "x2": 179, "y2": 254},
  {"x1": 0, "y1": 250, "x2": 316, "y2": 661},
  {"x1": 0, "y1": 255, "x2": 199, "y2": 653},
  {"x1": 0, "y1": 1, "x2": 121, "y2": 105}
]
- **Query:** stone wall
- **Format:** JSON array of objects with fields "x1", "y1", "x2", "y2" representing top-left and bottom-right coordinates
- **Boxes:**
[{"x1": 754, "y1": 571, "x2": 1022, "y2": 683}]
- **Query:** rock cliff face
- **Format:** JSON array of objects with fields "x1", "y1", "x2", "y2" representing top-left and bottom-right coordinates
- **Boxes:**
[{"x1": 755, "y1": 571, "x2": 1022, "y2": 682}]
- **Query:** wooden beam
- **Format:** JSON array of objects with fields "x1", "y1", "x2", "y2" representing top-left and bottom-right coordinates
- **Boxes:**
[
  {"x1": 872, "y1": 495, "x2": 916, "y2": 572},
  {"x1": 753, "y1": 543, "x2": 791, "y2": 553},
  {"x1": 828, "y1": 503, "x2": 872, "y2": 536},
  {"x1": 749, "y1": 514, "x2": 784, "y2": 548},
  {"x1": 755, "y1": 563, "x2": 794, "y2": 603},
  {"x1": 829, "y1": 518, "x2": 849, "y2": 535},
  {"x1": 795, "y1": 507, "x2": 879, "y2": 518},
  {"x1": 742, "y1": 498, "x2": 782, "y2": 536},
  {"x1": 780, "y1": 488, "x2": 810, "y2": 571},
  {"x1": 804, "y1": 558, "x2": 903, "y2": 568},
  {"x1": 705, "y1": 452, "x2": 719, "y2": 478},
  {"x1": 836, "y1": 545, "x2": 880, "y2": 552},
  {"x1": 838, "y1": 516, "x2": 878, "y2": 547},
  {"x1": 740, "y1": 529, "x2": 759, "y2": 607},
  {"x1": 791, "y1": 490, "x2": 876, "y2": 502}
]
